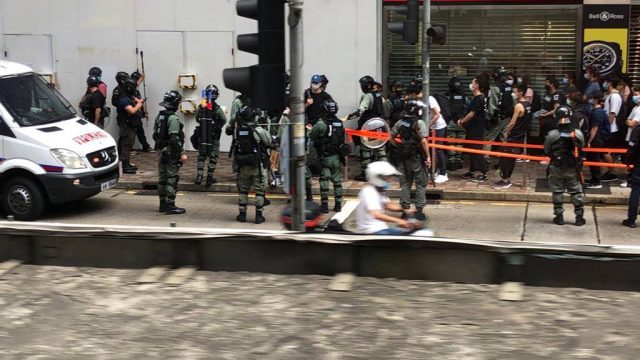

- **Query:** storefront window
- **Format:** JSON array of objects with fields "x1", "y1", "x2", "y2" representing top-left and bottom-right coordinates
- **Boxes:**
[{"x1": 385, "y1": 6, "x2": 579, "y2": 94}]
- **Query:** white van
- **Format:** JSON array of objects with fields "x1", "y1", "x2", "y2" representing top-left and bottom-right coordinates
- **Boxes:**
[{"x1": 0, "y1": 61, "x2": 119, "y2": 220}]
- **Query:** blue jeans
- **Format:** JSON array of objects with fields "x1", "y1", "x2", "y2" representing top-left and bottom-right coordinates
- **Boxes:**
[
  {"x1": 629, "y1": 183, "x2": 640, "y2": 222},
  {"x1": 373, "y1": 227, "x2": 411, "y2": 235},
  {"x1": 434, "y1": 128, "x2": 447, "y2": 175}
]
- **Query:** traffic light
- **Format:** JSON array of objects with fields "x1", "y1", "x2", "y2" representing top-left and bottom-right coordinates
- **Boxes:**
[
  {"x1": 427, "y1": 23, "x2": 447, "y2": 46},
  {"x1": 223, "y1": 0, "x2": 286, "y2": 111},
  {"x1": 387, "y1": 0, "x2": 419, "y2": 45}
]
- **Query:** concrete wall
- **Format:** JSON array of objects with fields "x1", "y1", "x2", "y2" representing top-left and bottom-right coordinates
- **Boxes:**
[{"x1": 0, "y1": 0, "x2": 380, "y2": 150}]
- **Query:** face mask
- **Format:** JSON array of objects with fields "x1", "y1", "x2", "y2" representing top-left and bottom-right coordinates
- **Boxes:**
[
  {"x1": 311, "y1": 83, "x2": 321, "y2": 91},
  {"x1": 381, "y1": 181, "x2": 390, "y2": 191},
  {"x1": 567, "y1": 99, "x2": 573, "y2": 107},
  {"x1": 584, "y1": 73, "x2": 590, "y2": 80},
  {"x1": 603, "y1": 82, "x2": 611, "y2": 89},
  {"x1": 505, "y1": 79, "x2": 514, "y2": 86},
  {"x1": 469, "y1": 83, "x2": 475, "y2": 92},
  {"x1": 544, "y1": 85, "x2": 551, "y2": 92},
  {"x1": 633, "y1": 95, "x2": 640, "y2": 104},
  {"x1": 517, "y1": 77, "x2": 523, "y2": 84},
  {"x1": 562, "y1": 78, "x2": 569, "y2": 85}
]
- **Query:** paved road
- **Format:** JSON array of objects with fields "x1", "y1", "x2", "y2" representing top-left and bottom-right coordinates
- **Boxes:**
[
  {"x1": 37, "y1": 189, "x2": 638, "y2": 246},
  {"x1": 0, "y1": 265, "x2": 639, "y2": 359}
]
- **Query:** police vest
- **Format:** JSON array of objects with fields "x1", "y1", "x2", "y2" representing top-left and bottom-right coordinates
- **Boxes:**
[
  {"x1": 397, "y1": 118, "x2": 422, "y2": 158},
  {"x1": 549, "y1": 130, "x2": 580, "y2": 169},
  {"x1": 449, "y1": 93, "x2": 466, "y2": 122},
  {"x1": 361, "y1": 92, "x2": 385, "y2": 123},
  {"x1": 317, "y1": 116, "x2": 346, "y2": 157},
  {"x1": 197, "y1": 104, "x2": 224, "y2": 140},
  {"x1": 116, "y1": 96, "x2": 141, "y2": 126},
  {"x1": 153, "y1": 110, "x2": 184, "y2": 150},
  {"x1": 111, "y1": 86, "x2": 122, "y2": 107},
  {"x1": 234, "y1": 122, "x2": 262, "y2": 167}
]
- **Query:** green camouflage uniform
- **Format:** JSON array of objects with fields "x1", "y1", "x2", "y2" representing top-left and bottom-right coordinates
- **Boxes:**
[
  {"x1": 195, "y1": 105, "x2": 227, "y2": 180},
  {"x1": 309, "y1": 117, "x2": 343, "y2": 209},
  {"x1": 357, "y1": 92, "x2": 387, "y2": 174},
  {"x1": 391, "y1": 117, "x2": 429, "y2": 210},
  {"x1": 484, "y1": 85, "x2": 513, "y2": 152},
  {"x1": 235, "y1": 119, "x2": 272, "y2": 216},
  {"x1": 544, "y1": 129, "x2": 585, "y2": 218},
  {"x1": 157, "y1": 112, "x2": 185, "y2": 207}
]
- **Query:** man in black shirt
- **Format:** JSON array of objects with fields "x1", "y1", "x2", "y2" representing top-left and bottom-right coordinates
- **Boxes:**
[
  {"x1": 493, "y1": 83, "x2": 532, "y2": 189},
  {"x1": 538, "y1": 76, "x2": 565, "y2": 138},
  {"x1": 81, "y1": 76, "x2": 106, "y2": 128},
  {"x1": 304, "y1": 74, "x2": 333, "y2": 123},
  {"x1": 457, "y1": 75, "x2": 489, "y2": 182}
]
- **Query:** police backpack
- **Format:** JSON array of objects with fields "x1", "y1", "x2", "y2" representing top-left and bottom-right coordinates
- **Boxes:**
[
  {"x1": 397, "y1": 118, "x2": 421, "y2": 158},
  {"x1": 234, "y1": 123, "x2": 261, "y2": 167},
  {"x1": 319, "y1": 117, "x2": 350, "y2": 157},
  {"x1": 153, "y1": 110, "x2": 173, "y2": 150}
]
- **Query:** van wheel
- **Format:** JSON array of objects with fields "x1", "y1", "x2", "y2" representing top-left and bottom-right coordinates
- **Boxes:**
[{"x1": 2, "y1": 177, "x2": 46, "y2": 221}]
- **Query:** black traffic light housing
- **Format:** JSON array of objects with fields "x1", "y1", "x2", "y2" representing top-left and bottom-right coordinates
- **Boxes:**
[
  {"x1": 427, "y1": 23, "x2": 447, "y2": 46},
  {"x1": 387, "y1": 0, "x2": 419, "y2": 45},
  {"x1": 223, "y1": 0, "x2": 286, "y2": 111}
]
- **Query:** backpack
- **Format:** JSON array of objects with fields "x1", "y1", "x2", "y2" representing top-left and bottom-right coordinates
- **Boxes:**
[
  {"x1": 433, "y1": 94, "x2": 453, "y2": 123},
  {"x1": 153, "y1": 110, "x2": 173, "y2": 150},
  {"x1": 549, "y1": 131, "x2": 581, "y2": 169},
  {"x1": 234, "y1": 122, "x2": 261, "y2": 167},
  {"x1": 397, "y1": 118, "x2": 422, "y2": 158}
]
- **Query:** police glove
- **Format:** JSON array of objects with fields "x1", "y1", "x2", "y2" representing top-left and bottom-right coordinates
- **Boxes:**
[{"x1": 225, "y1": 126, "x2": 233, "y2": 136}]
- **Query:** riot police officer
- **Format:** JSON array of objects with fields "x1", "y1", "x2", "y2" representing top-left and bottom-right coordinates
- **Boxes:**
[
  {"x1": 154, "y1": 90, "x2": 187, "y2": 215},
  {"x1": 390, "y1": 100, "x2": 431, "y2": 221},
  {"x1": 225, "y1": 93, "x2": 247, "y2": 136},
  {"x1": 388, "y1": 80, "x2": 405, "y2": 127},
  {"x1": 309, "y1": 100, "x2": 346, "y2": 213},
  {"x1": 111, "y1": 71, "x2": 129, "y2": 108},
  {"x1": 544, "y1": 105, "x2": 586, "y2": 226},
  {"x1": 348, "y1": 75, "x2": 388, "y2": 181},
  {"x1": 116, "y1": 78, "x2": 144, "y2": 174},
  {"x1": 194, "y1": 84, "x2": 227, "y2": 186},
  {"x1": 446, "y1": 77, "x2": 467, "y2": 170},
  {"x1": 233, "y1": 106, "x2": 272, "y2": 224}
]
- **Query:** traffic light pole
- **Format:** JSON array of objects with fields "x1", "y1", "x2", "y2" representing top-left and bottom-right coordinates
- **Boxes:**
[
  {"x1": 422, "y1": 0, "x2": 434, "y2": 183},
  {"x1": 288, "y1": 0, "x2": 306, "y2": 231}
]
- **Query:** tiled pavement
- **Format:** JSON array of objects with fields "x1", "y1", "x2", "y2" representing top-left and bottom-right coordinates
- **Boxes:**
[{"x1": 118, "y1": 150, "x2": 632, "y2": 204}]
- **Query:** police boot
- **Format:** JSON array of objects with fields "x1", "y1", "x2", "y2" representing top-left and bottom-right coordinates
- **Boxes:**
[
  {"x1": 415, "y1": 207, "x2": 427, "y2": 222},
  {"x1": 553, "y1": 214, "x2": 564, "y2": 225},
  {"x1": 236, "y1": 211, "x2": 247, "y2": 223},
  {"x1": 305, "y1": 187, "x2": 313, "y2": 202},
  {"x1": 575, "y1": 216, "x2": 586, "y2": 227},
  {"x1": 354, "y1": 173, "x2": 367, "y2": 182},
  {"x1": 122, "y1": 161, "x2": 137, "y2": 175},
  {"x1": 165, "y1": 202, "x2": 186, "y2": 215},
  {"x1": 264, "y1": 197, "x2": 271, "y2": 206},
  {"x1": 320, "y1": 202, "x2": 329, "y2": 214},
  {"x1": 158, "y1": 199, "x2": 167, "y2": 213},
  {"x1": 194, "y1": 174, "x2": 203, "y2": 185},
  {"x1": 255, "y1": 209, "x2": 266, "y2": 224},
  {"x1": 333, "y1": 202, "x2": 342, "y2": 213},
  {"x1": 205, "y1": 174, "x2": 216, "y2": 187}
]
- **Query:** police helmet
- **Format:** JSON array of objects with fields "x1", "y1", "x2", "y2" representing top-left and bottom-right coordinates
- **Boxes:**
[
  {"x1": 322, "y1": 99, "x2": 339, "y2": 115},
  {"x1": 311, "y1": 74, "x2": 323, "y2": 84},
  {"x1": 493, "y1": 66, "x2": 507, "y2": 79},
  {"x1": 205, "y1": 84, "x2": 219, "y2": 100},
  {"x1": 359, "y1": 75, "x2": 374, "y2": 92},
  {"x1": 238, "y1": 105, "x2": 255, "y2": 120},
  {"x1": 88, "y1": 67, "x2": 102, "y2": 77},
  {"x1": 159, "y1": 90, "x2": 182, "y2": 109},
  {"x1": 554, "y1": 105, "x2": 572, "y2": 122},
  {"x1": 403, "y1": 100, "x2": 422, "y2": 118},
  {"x1": 448, "y1": 77, "x2": 464, "y2": 93},
  {"x1": 86, "y1": 75, "x2": 100, "y2": 87},
  {"x1": 116, "y1": 71, "x2": 130, "y2": 85},
  {"x1": 122, "y1": 78, "x2": 137, "y2": 96},
  {"x1": 130, "y1": 71, "x2": 142, "y2": 83}
]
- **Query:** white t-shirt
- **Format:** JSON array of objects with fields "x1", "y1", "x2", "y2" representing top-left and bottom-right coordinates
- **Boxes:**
[
  {"x1": 627, "y1": 105, "x2": 640, "y2": 143},
  {"x1": 356, "y1": 185, "x2": 390, "y2": 234},
  {"x1": 604, "y1": 91, "x2": 622, "y2": 133},
  {"x1": 428, "y1": 96, "x2": 448, "y2": 130}
]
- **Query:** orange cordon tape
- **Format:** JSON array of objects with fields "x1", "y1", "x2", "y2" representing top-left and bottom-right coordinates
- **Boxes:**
[{"x1": 344, "y1": 129, "x2": 633, "y2": 169}]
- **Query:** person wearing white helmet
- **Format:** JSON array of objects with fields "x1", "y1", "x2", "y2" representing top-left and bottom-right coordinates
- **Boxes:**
[{"x1": 355, "y1": 161, "x2": 422, "y2": 235}]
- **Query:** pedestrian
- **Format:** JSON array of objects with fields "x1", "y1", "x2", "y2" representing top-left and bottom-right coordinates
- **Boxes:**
[
  {"x1": 355, "y1": 161, "x2": 422, "y2": 235},
  {"x1": 233, "y1": 105, "x2": 272, "y2": 224},
  {"x1": 584, "y1": 90, "x2": 610, "y2": 189},
  {"x1": 538, "y1": 76, "x2": 565, "y2": 139},
  {"x1": 493, "y1": 83, "x2": 532, "y2": 189},
  {"x1": 116, "y1": 78, "x2": 144, "y2": 174},
  {"x1": 562, "y1": 72, "x2": 578, "y2": 97},
  {"x1": 567, "y1": 92, "x2": 590, "y2": 135},
  {"x1": 154, "y1": 90, "x2": 187, "y2": 215},
  {"x1": 457, "y1": 75, "x2": 489, "y2": 183},
  {"x1": 348, "y1": 75, "x2": 388, "y2": 181},
  {"x1": 544, "y1": 106, "x2": 586, "y2": 226},
  {"x1": 583, "y1": 65, "x2": 602, "y2": 100},
  {"x1": 388, "y1": 80, "x2": 405, "y2": 128},
  {"x1": 428, "y1": 92, "x2": 448, "y2": 184},
  {"x1": 129, "y1": 71, "x2": 154, "y2": 153},
  {"x1": 309, "y1": 99, "x2": 346, "y2": 213},
  {"x1": 79, "y1": 75, "x2": 106, "y2": 128},
  {"x1": 373, "y1": 82, "x2": 393, "y2": 119},
  {"x1": 622, "y1": 116, "x2": 639, "y2": 228},
  {"x1": 390, "y1": 100, "x2": 431, "y2": 220},
  {"x1": 88, "y1": 67, "x2": 107, "y2": 98},
  {"x1": 622, "y1": 86, "x2": 640, "y2": 188},
  {"x1": 601, "y1": 75, "x2": 624, "y2": 182},
  {"x1": 194, "y1": 84, "x2": 226, "y2": 186},
  {"x1": 446, "y1": 77, "x2": 467, "y2": 171}
]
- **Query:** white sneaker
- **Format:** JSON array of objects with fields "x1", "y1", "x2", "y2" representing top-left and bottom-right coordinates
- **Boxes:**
[
  {"x1": 621, "y1": 181, "x2": 628, "y2": 188},
  {"x1": 434, "y1": 174, "x2": 449, "y2": 184}
]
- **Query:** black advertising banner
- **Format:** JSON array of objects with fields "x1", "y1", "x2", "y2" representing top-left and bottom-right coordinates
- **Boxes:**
[{"x1": 582, "y1": 4, "x2": 630, "y2": 75}]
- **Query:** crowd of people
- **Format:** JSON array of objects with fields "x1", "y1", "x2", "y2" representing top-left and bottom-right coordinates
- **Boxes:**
[{"x1": 78, "y1": 65, "x2": 640, "y2": 231}]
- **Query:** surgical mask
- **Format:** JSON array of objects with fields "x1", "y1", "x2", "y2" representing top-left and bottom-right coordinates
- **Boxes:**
[
  {"x1": 562, "y1": 78, "x2": 568, "y2": 85},
  {"x1": 311, "y1": 83, "x2": 321, "y2": 91},
  {"x1": 469, "y1": 83, "x2": 475, "y2": 92},
  {"x1": 567, "y1": 99, "x2": 573, "y2": 107},
  {"x1": 603, "y1": 82, "x2": 611, "y2": 89},
  {"x1": 381, "y1": 181, "x2": 390, "y2": 191},
  {"x1": 505, "y1": 79, "x2": 514, "y2": 86},
  {"x1": 517, "y1": 77, "x2": 523, "y2": 84},
  {"x1": 633, "y1": 95, "x2": 640, "y2": 104},
  {"x1": 584, "y1": 73, "x2": 590, "y2": 80}
]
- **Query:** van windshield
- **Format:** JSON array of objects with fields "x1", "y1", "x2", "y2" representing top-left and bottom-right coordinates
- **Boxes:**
[{"x1": 0, "y1": 73, "x2": 76, "y2": 127}]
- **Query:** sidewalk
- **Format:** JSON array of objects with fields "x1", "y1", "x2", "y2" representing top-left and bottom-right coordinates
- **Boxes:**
[{"x1": 118, "y1": 150, "x2": 632, "y2": 204}]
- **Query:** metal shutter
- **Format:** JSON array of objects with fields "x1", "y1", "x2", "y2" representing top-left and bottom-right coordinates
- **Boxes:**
[
  {"x1": 385, "y1": 6, "x2": 579, "y2": 95},
  {"x1": 629, "y1": 6, "x2": 640, "y2": 88}
]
